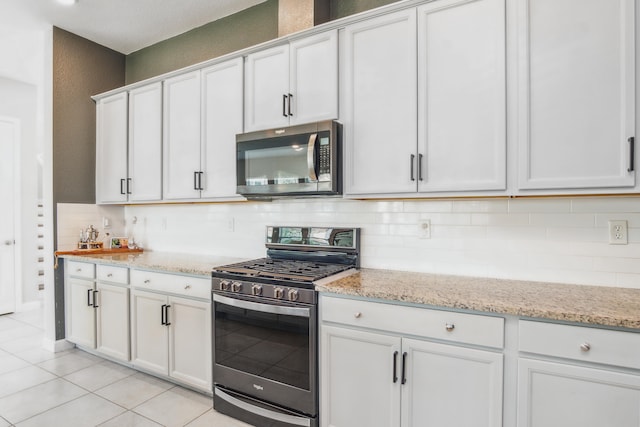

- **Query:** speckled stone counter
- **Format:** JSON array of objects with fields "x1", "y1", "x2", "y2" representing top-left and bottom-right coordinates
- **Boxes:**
[
  {"x1": 316, "y1": 269, "x2": 640, "y2": 330},
  {"x1": 59, "y1": 251, "x2": 248, "y2": 277}
]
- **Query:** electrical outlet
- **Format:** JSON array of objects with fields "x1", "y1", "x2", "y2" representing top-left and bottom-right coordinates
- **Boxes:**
[
  {"x1": 418, "y1": 220, "x2": 431, "y2": 239},
  {"x1": 608, "y1": 220, "x2": 628, "y2": 245},
  {"x1": 227, "y1": 218, "x2": 235, "y2": 232},
  {"x1": 102, "y1": 217, "x2": 111, "y2": 228}
]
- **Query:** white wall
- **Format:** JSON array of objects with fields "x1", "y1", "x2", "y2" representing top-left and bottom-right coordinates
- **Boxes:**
[{"x1": 123, "y1": 196, "x2": 640, "y2": 289}]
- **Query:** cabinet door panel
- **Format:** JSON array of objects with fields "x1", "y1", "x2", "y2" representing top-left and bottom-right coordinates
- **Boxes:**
[
  {"x1": 163, "y1": 71, "x2": 202, "y2": 200},
  {"x1": 342, "y1": 9, "x2": 418, "y2": 195},
  {"x1": 96, "y1": 283, "x2": 129, "y2": 361},
  {"x1": 518, "y1": 358, "x2": 640, "y2": 427},
  {"x1": 66, "y1": 278, "x2": 96, "y2": 349},
  {"x1": 321, "y1": 325, "x2": 401, "y2": 427},
  {"x1": 168, "y1": 296, "x2": 211, "y2": 391},
  {"x1": 517, "y1": 0, "x2": 635, "y2": 190},
  {"x1": 129, "y1": 83, "x2": 162, "y2": 202},
  {"x1": 401, "y1": 338, "x2": 503, "y2": 427},
  {"x1": 130, "y1": 290, "x2": 168, "y2": 376},
  {"x1": 290, "y1": 30, "x2": 338, "y2": 125},
  {"x1": 96, "y1": 93, "x2": 128, "y2": 204},
  {"x1": 417, "y1": 0, "x2": 506, "y2": 192}
]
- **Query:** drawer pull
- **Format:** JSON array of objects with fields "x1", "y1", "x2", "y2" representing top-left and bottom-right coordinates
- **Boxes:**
[
  {"x1": 76, "y1": 269, "x2": 82, "y2": 273},
  {"x1": 144, "y1": 279, "x2": 150, "y2": 284},
  {"x1": 445, "y1": 323, "x2": 455, "y2": 332},
  {"x1": 184, "y1": 285, "x2": 191, "y2": 290},
  {"x1": 107, "y1": 273, "x2": 113, "y2": 277},
  {"x1": 580, "y1": 343, "x2": 591, "y2": 352},
  {"x1": 354, "y1": 312, "x2": 362, "y2": 319}
]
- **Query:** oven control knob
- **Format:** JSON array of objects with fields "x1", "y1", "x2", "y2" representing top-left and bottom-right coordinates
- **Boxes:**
[
  {"x1": 274, "y1": 287, "x2": 285, "y2": 299},
  {"x1": 251, "y1": 285, "x2": 263, "y2": 296},
  {"x1": 220, "y1": 280, "x2": 231, "y2": 291},
  {"x1": 231, "y1": 282, "x2": 243, "y2": 293},
  {"x1": 288, "y1": 289, "x2": 299, "y2": 302}
]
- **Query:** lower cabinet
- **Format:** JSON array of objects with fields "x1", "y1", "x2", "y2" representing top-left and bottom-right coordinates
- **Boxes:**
[
  {"x1": 130, "y1": 270, "x2": 212, "y2": 392},
  {"x1": 320, "y1": 295, "x2": 504, "y2": 427}
]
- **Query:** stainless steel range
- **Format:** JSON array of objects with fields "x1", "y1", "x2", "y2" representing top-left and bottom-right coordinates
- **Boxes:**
[{"x1": 212, "y1": 226, "x2": 360, "y2": 427}]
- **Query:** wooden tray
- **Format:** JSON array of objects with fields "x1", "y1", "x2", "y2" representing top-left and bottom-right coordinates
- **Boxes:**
[{"x1": 54, "y1": 248, "x2": 143, "y2": 268}]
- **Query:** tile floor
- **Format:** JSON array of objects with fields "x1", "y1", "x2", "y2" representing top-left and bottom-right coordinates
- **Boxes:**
[{"x1": 0, "y1": 309, "x2": 250, "y2": 427}]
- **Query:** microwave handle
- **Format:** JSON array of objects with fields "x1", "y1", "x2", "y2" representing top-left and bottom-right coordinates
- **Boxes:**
[{"x1": 307, "y1": 133, "x2": 318, "y2": 182}]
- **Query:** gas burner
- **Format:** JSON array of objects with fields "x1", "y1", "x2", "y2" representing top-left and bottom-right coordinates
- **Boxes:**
[{"x1": 213, "y1": 257, "x2": 352, "y2": 283}]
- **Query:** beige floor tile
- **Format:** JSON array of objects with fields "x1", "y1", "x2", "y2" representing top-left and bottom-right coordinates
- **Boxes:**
[
  {"x1": 98, "y1": 410, "x2": 162, "y2": 427},
  {"x1": 13, "y1": 346, "x2": 73, "y2": 364},
  {"x1": 0, "y1": 416, "x2": 9, "y2": 427},
  {"x1": 7, "y1": 310, "x2": 44, "y2": 329},
  {"x1": 0, "y1": 316, "x2": 24, "y2": 332},
  {"x1": 15, "y1": 393, "x2": 125, "y2": 427},
  {"x1": 0, "y1": 333, "x2": 44, "y2": 354},
  {"x1": 64, "y1": 360, "x2": 137, "y2": 391},
  {"x1": 36, "y1": 349, "x2": 102, "y2": 376},
  {"x1": 133, "y1": 387, "x2": 212, "y2": 427},
  {"x1": 0, "y1": 365, "x2": 57, "y2": 398},
  {"x1": 0, "y1": 378, "x2": 87, "y2": 424},
  {"x1": 0, "y1": 325, "x2": 42, "y2": 344},
  {"x1": 95, "y1": 372, "x2": 174, "y2": 409},
  {"x1": 0, "y1": 352, "x2": 30, "y2": 375},
  {"x1": 186, "y1": 408, "x2": 253, "y2": 427}
]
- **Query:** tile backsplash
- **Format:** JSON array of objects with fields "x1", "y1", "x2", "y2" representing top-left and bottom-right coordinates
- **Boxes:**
[
  {"x1": 57, "y1": 203, "x2": 126, "y2": 250},
  {"x1": 117, "y1": 196, "x2": 640, "y2": 289}
]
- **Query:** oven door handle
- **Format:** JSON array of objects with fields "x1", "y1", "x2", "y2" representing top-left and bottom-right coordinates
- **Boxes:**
[
  {"x1": 213, "y1": 293, "x2": 311, "y2": 318},
  {"x1": 307, "y1": 133, "x2": 318, "y2": 182}
]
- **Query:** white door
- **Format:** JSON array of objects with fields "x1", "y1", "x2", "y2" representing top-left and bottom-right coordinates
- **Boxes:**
[
  {"x1": 201, "y1": 58, "x2": 244, "y2": 199},
  {"x1": 96, "y1": 283, "x2": 130, "y2": 361},
  {"x1": 289, "y1": 30, "x2": 338, "y2": 125},
  {"x1": 129, "y1": 82, "x2": 162, "y2": 202},
  {"x1": 417, "y1": 0, "x2": 506, "y2": 193},
  {"x1": 96, "y1": 92, "x2": 128, "y2": 203},
  {"x1": 320, "y1": 325, "x2": 401, "y2": 427},
  {"x1": 130, "y1": 289, "x2": 169, "y2": 376},
  {"x1": 518, "y1": 358, "x2": 640, "y2": 427},
  {"x1": 401, "y1": 338, "x2": 503, "y2": 427},
  {"x1": 0, "y1": 117, "x2": 17, "y2": 315},
  {"x1": 517, "y1": 0, "x2": 635, "y2": 190},
  {"x1": 168, "y1": 296, "x2": 211, "y2": 391},
  {"x1": 65, "y1": 278, "x2": 96, "y2": 348},
  {"x1": 244, "y1": 44, "x2": 290, "y2": 132},
  {"x1": 163, "y1": 71, "x2": 202, "y2": 200},
  {"x1": 342, "y1": 9, "x2": 418, "y2": 195}
]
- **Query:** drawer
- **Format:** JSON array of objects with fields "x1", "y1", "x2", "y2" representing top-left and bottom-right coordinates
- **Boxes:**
[
  {"x1": 321, "y1": 295, "x2": 504, "y2": 349},
  {"x1": 130, "y1": 269, "x2": 210, "y2": 300},
  {"x1": 96, "y1": 265, "x2": 129, "y2": 285},
  {"x1": 67, "y1": 261, "x2": 95, "y2": 279},
  {"x1": 519, "y1": 320, "x2": 640, "y2": 370}
]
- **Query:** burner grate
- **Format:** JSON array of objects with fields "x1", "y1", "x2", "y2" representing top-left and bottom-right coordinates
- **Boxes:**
[{"x1": 214, "y1": 258, "x2": 351, "y2": 282}]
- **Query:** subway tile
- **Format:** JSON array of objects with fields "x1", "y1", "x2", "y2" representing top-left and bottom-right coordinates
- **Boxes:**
[
  {"x1": 571, "y1": 197, "x2": 640, "y2": 213},
  {"x1": 593, "y1": 257, "x2": 640, "y2": 274},
  {"x1": 431, "y1": 225, "x2": 487, "y2": 239},
  {"x1": 545, "y1": 227, "x2": 605, "y2": 243},
  {"x1": 486, "y1": 226, "x2": 546, "y2": 241},
  {"x1": 452, "y1": 199, "x2": 508, "y2": 213},
  {"x1": 529, "y1": 213, "x2": 595, "y2": 228},
  {"x1": 594, "y1": 213, "x2": 640, "y2": 228},
  {"x1": 616, "y1": 273, "x2": 640, "y2": 289},
  {"x1": 508, "y1": 198, "x2": 572, "y2": 213},
  {"x1": 403, "y1": 200, "x2": 454, "y2": 213},
  {"x1": 471, "y1": 213, "x2": 530, "y2": 226},
  {"x1": 419, "y1": 213, "x2": 471, "y2": 226}
]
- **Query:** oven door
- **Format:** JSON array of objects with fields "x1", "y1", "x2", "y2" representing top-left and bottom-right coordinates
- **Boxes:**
[{"x1": 212, "y1": 292, "x2": 317, "y2": 418}]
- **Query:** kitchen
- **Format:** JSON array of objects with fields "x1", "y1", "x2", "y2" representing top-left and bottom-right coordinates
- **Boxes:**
[{"x1": 2, "y1": 0, "x2": 640, "y2": 426}]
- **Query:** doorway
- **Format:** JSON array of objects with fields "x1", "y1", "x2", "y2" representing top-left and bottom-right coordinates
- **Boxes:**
[{"x1": 0, "y1": 116, "x2": 19, "y2": 315}]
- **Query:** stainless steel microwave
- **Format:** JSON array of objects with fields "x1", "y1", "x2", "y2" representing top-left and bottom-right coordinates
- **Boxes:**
[{"x1": 236, "y1": 120, "x2": 341, "y2": 198}]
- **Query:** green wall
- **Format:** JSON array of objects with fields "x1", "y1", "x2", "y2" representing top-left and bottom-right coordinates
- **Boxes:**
[{"x1": 329, "y1": 0, "x2": 400, "y2": 20}]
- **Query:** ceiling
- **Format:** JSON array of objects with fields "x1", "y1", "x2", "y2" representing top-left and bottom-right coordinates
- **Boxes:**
[{"x1": 1, "y1": 0, "x2": 268, "y2": 54}]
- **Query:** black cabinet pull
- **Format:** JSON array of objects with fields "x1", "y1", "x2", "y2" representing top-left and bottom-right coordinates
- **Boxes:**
[
  {"x1": 418, "y1": 153, "x2": 424, "y2": 181},
  {"x1": 288, "y1": 93, "x2": 293, "y2": 116},
  {"x1": 93, "y1": 290, "x2": 99, "y2": 308},
  {"x1": 193, "y1": 172, "x2": 199, "y2": 190},
  {"x1": 393, "y1": 351, "x2": 399, "y2": 383},
  {"x1": 87, "y1": 289, "x2": 93, "y2": 307},
  {"x1": 165, "y1": 305, "x2": 171, "y2": 326},
  {"x1": 120, "y1": 179, "x2": 125, "y2": 195},
  {"x1": 161, "y1": 304, "x2": 166, "y2": 325},
  {"x1": 198, "y1": 171, "x2": 204, "y2": 190},
  {"x1": 283, "y1": 94, "x2": 288, "y2": 117},
  {"x1": 401, "y1": 352, "x2": 408, "y2": 385},
  {"x1": 410, "y1": 154, "x2": 415, "y2": 181},
  {"x1": 628, "y1": 137, "x2": 635, "y2": 172},
  {"x1": 126, "y1": 178, "x2": 132, "y2": 194}
]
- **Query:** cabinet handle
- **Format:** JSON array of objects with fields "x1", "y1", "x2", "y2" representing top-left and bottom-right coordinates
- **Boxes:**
[
  {"x1": 144, "y1": 279, "x2": 150, "y2": 284},
  {"x1": 184, "y1": 285, "x2": 191, "y2": 290},
  {"x1": 76, "y1": 268, "x2": 82, "y2": 273},
  {"x1": 445, "y1": 323, "x2": 455, "y2": 332},
  {"x1": 107, "y1": 273, "x2": 113, "y2": 277},
  {"x1": 418, "y1": 153, "x2": 424, "y2": 181},
  {"x1": 120, "y1": 179, "x2": 125, "y2": 195},
  {"x1": 580, "y1": 342, "x2": 591, "y2": 352},
  {"x1": 283, "y1": 94, "x2": 288, "y2": 117},
  {"x1": 165, "y1": 304, "x2": 171, "y2": 326},
  {"x1": 401, "y1": 352, "x2": 408, "y2": 385},
  {"x1": 354, "y1": 312, "x2": 362, "y2": 318},
  {"x1": 161, "y1": 304, "x2": 166, "y2": 325},
  {"x1": 127, "y1": 178, "x2": 132, "y2": 194},
  {"x1": 87, "y1": 289, "x2": 93, "y2": 307},
  {"x1": 410, "y1": 154, "x2": 415, "y2": 181},
  {"x1": 288, "y1": 93, "x2": 293, "y2": 116},
  {"x1": 93, "y1": 290, "x2": 99, "y2": 308},
  {"x1": 628, "y1": 137, "x2": 635, "y2": 172},
  {"x1": 193, "y1": 171, "x2": 199, "y2": 190},
  {"x1": 392, "y1": 351, "x2": 398, "y2": 383},
  {"x1": 198, "y1": 171, "x2": 204, "y2": 190}
]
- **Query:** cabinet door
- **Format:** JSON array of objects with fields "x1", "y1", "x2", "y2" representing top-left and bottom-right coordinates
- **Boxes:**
[
  {"x1": 244, "y1": 44, "x2": 290, "y2": 132},
  {"x1": 163, "y1": 71, "x2": 202, "y2": 200},
  {"x1": 401, "y1": 338, "x2": 503, "y2": 427},
  {"x1": 518, "y1": 358, "x2": 640, "y2": 427},
  {"x1": 130, "y1": 289, "x2": 168, "y2": 376},
  {"x1": 289, "y1": 30, "x2": 338, "y2": 125},
  {"x1": 342, "y1": 9, "x2": 418, "y2": 195},
  {"x1": 96, "y1": 92, "x2": 128, "y2": 204},
  {"x1": 201, "y1": 58, "x2": 244, "y2": 199},
  {"x1": 96, "y1": 282, "x2": 129, "y2": 361},
  {"x1": 168, "y1": 296, "x2": 212, "y2": 391},
  {"x1": 65, "y1": 278, "x2": 96, "y2": 348},
  {"x1": 320, "y1": 325, "x2": 401, "y2": 427},
  {"x1": 128, "y1": 83, "x2": 162, "y2": 202},
  {"x1": 517, "y1": 0, "x2": 635, "y2": 190},
  {"x1": 417, "y1": 0, "x2": 506, "y2": 193}
]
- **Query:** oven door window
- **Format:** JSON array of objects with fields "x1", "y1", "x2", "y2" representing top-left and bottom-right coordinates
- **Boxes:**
[{"x1": 214, "y1": 297, "x2": 311, "y2": 391}]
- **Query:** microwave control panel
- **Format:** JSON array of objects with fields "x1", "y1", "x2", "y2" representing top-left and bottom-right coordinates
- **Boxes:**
[{"x1": 318, "y1": 137, "x2": 331, "y2": 181}]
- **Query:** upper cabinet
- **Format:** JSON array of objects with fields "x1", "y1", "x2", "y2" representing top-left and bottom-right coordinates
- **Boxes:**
[
  {"x1": 516, "y1": 0, "x2": 636, "y2": 191},
  {"x1": 244, "y1": 30, "x2": 338, "y2": 132},
  {"x1": 96, "y1": 92, "x2": 128, "y2": 204}
]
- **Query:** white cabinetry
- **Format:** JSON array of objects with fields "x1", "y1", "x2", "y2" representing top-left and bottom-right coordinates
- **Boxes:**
[
  {"x1": 96, "y1": 92, "x2": 128, "y2": 203},
  {"x1": 517, "y1": 320, "x2": 640, "y2": 427},
  {"x1": 343, "y1": 0, "x2": 506, "y2": 197},
  {"x1": 320, "y1": 295, "x2": 503, "y2": 427},
  {"x1": 65, "y1": 261, "x2": 96, "y2": 348},
  {"x1": 516, "y1": 0, "x2": 636, "y2": 191},
  {"x1": 244, "y1": 30, "x2": 338, "y2": 132},
  {"x1": 130, "y1": 269, "x2": 212, "y2": 392}
]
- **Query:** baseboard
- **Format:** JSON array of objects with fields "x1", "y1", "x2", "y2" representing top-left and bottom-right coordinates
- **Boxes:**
[
  {"x1": 42, "y1": 337, "x2": 75, "y2": 353},
  {"x1": 18, "y1": 300, "x2": 43, "y2": 312}
]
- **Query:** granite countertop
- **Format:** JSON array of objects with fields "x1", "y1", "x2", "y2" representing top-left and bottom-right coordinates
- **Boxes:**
[
  {"x1": 315, "y1": 269, "x2": 640, "y2": 330},
  {"x1": 59, "y1": 251, "x2": 248, "y2": 277}
]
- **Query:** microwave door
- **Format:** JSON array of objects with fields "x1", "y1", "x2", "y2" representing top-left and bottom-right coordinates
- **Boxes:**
[{"x1": 307, "y1": 133, "x2": 318, "y2": 182}]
